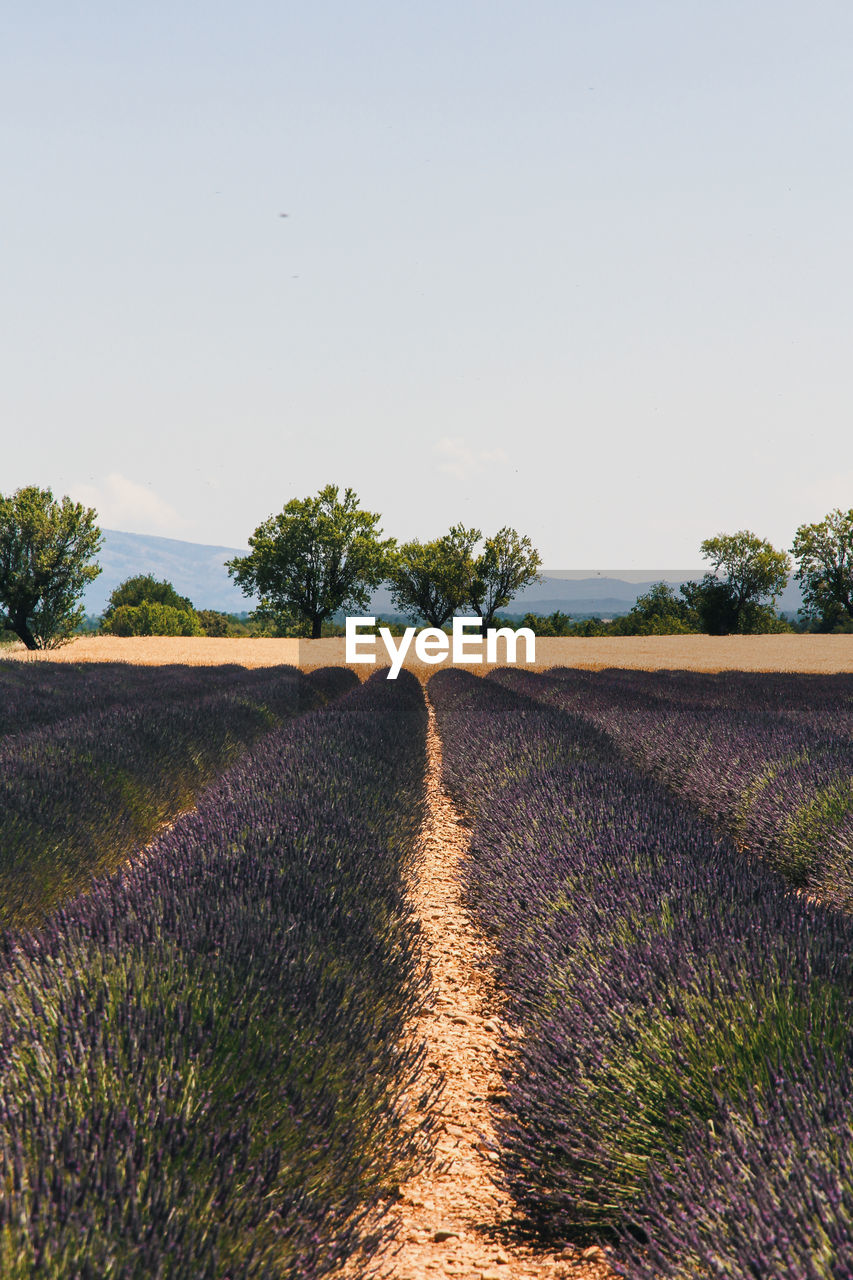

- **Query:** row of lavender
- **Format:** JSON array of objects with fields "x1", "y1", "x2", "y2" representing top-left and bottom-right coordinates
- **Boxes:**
[
  {"x1": 0, "y1": 669, "x2": 431, "y2": 1279},
  {"x1": 1, "y1": 663, "x2": 353, "y2": 927},
  {"x1": 502, "y1": 667, "x2": 853, "y2": 907},
  {"x1": 430, "y1": 668, "x2": 853, "y2": 1278},
  {"x1": 0, "y1": 659, "x2": 312, "y2": 741}
]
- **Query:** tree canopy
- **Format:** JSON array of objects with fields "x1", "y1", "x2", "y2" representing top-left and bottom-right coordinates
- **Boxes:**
[
  {"x1": 389, "y1": 523, "x2": 541, "y2": 629},
  {"x1": 103, "y1": 602, "x2": 203, "y2": 637},
  {"x1": 689, "y1": 530, "x2": 791, "y2": 634},
  {"x1": 0, "y1": 486, "x2": 102, "y2": 649},
  {"x1": 470, "y1": 527, "x2": 542, "y2": 631},
  {"x1": 100, "y1": 574, "x2": 201, "y2": 637},
  {"x1": 791, "y1": 508, "x2": 853, "y2": 629},
  {"x1": 227, "y1": 485, "x2": 395, "y2": 638},
  {"x1": 610, "y1": 582, "x2": 696, "y2": 636},
  {"x1": 103, "y1": 574, "x2": 194, "y2": 619},
  {"x1": 388, "y1": 525, "x2": 480, "y2": 628}
]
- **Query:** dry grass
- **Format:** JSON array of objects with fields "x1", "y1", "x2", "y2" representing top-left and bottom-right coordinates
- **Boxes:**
[{"x1": 3, "y1": 632, "x2": 852, "y2": 673}]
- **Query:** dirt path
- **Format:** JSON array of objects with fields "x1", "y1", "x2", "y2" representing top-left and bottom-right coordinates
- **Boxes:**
[{"x1": 372, "y1": 691, "x2": 614, "y2": 1280}]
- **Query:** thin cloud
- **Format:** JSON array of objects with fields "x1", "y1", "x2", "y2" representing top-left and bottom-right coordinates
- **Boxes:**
[
  {"x1": 72, "y1": 473, "x2": 190, "y2": 537},
  {"x1": 434, "y1": 436, "x2": 509, "y2": 481}
]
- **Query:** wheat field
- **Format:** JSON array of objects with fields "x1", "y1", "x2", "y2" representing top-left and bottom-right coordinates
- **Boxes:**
[{"x1": 3, "y1": 632, "x2": 852, "y2": 673}]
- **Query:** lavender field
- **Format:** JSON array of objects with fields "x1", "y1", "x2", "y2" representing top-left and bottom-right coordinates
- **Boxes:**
[
  {"x1": 431, "y1": 668, "x2": 853, "y2": 1277},
  {"x1": 1, "y1": 659, "x2": 851, "y2": 1277},
  {"x1": 0, "y1": 662, "x2": 431, "y2": 1277}
]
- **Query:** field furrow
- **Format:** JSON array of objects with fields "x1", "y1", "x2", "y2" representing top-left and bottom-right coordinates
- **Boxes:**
[{"x1": 373, "y1": 690, "x2": 611, "y2": 1280}]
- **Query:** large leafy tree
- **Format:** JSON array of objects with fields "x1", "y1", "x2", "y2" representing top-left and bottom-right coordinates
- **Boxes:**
[
  {"x1": 0, "y1": 486, "x2": 102, "y2": 650},
  {"x1": 228, "y1": 485, "x2": 395, "y2": 638},
  {"x1": 791, "y1": 508, "x2": 853, "y2": 628},
  {"x1": 683, "y1": 530, "x2": 791, "y2": 635},
  {"x1": 389, "y1": 523, "x2": 542, "y2": 630},
  {"x1": 388, "y1": 524, "x2": 480, "y2": 627},
  {"x1": 470, "y1": 526, "x2": 542, "y2": 632}
]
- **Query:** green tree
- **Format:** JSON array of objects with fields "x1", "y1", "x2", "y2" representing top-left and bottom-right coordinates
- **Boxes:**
[
  {"x1": 103, "y1": 602, "x2": 203, "y2": 636},
  {"x1": 610, "y1": 582, "x2": 697, "y2": 636},
  {"x1": 690, "y1": 530, "x2": 791, "y2": 634},
  {"x1": 0, "y1": 486, "x2": 102, "y2": 650},
  {"x1": 520, "y1": 610, "x2": 573, "y2": 636},
  {"x1": 791, "y1": 508, "x2": 853, "y2": 629},
  {"x1": 388, "y1": 524, "x2": 480, "y2": 628},
  {"x1": 227, "y1": 485, "x2": 395, "y2": 639},
  {"x1": 470, "y1": 527, "x2": 542, "y2": 632},
  {"x1": 679, "y1": 577, "x2": 739, "y2": 635},
  {"x1": 195, "y1": 609, "x2": 232, "y2": 637},
  {"x1": 103, "y1": 574, "x2": 194, "y2": 620}
]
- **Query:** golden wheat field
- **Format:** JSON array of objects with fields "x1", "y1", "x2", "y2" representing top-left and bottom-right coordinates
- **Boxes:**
[{"x1": 3, "y1": 632, "x2": 852, "y2": 673}]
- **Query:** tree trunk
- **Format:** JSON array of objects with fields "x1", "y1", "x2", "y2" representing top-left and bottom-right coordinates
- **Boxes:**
[
  {"x1": 311, "y1": 616, "x2": 323, "y2": 639},
  {"x1": 12, "y1": 614, "x2": 38, "y2": 650}
]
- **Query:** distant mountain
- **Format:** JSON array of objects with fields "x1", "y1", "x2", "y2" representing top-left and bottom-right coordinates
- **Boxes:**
[
  {"x1": 82, "y1": 530, "x2": 258, "y2": 614},
  {"x1": 372, "y1": 572, "x2": 803, "y2": 619},
  {"x1": 82, "y1": 534, "x2": 804, "y2": 618},
  {"x1": 502, "y1": 573, "x2": 804, "y2": 616}
]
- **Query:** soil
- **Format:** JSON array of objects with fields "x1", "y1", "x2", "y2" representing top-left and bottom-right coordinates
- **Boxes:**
[{"x1": 367, "y1": 691, "x2": 613, "y2": 1280}]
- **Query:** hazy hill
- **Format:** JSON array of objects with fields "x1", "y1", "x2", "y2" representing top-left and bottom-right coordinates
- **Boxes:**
[
  {"x1": 82, "y1": 530, "x2": 258, "y2": 614},
  {"x1": 82, "y1": 532, "x2": 803, "y2": 618}
]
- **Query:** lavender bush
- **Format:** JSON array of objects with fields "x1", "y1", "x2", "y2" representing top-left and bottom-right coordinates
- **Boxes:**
[
  {"x1": 0, "y1": 660, "x2": 311, "y2": 740},
  {"x1": 494, "y1": 668, "x2": 853, "y2": 906},
  {"x1": 616, "y1": 1047, "x2": 853, "y2": 1279},
  {"x1": 0, "y1": 664, "x2": 355, "y2": 926},
  {"x1": 430, "y1": 668, "x2": 853, "y2": 1276},
  {"x1": 0, "y1": 669, "x2": 430, "y2": 1278}
]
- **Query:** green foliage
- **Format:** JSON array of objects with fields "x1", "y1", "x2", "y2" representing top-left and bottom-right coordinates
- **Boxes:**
[
  {"x1": 101, "y1": 603, "x2": 203, "y2": 637},
  {"x1": 680, "y1": 575, "x2": 739, "y2": 634},
  {"x1": 681, "y1": 576, "x2": 792, "y2": 635},
  {"x1": 390, "y1": 523, "x2": 541, "y2": 629},
  {"x1": 194, "y1": 609, "x2": 232, "y2": 637},
  {"x1": 470, "y1": 527, "x2": 542, "y2": 630},
  {"x1": 569, "y1": 617, "x2": 610, "y2": 637},
  {"x1": 520, "y1": 610, "x2": 574, "y2": 636},
  {"x1": 103, "y1": 574, "x2": 194, "y2": 619},
  {"x1": 608, "y1": 583, "x2": 698, "y2": 636},
  {"x1": 228, "y1": 485, "x2": 395, "y2": 639},
  {"x1": 0, "y1": 486, "x2": 102, "y2": 650},
  {"x1": 791, "y1": 508, "x2": 853, "y2": 628},
  {"x1": 388, "y1": 524, "x2": 480, "y2": 627},
  {"x1": 520, "y1": 613, "x2": 612, "y2": 636},
  {"x1": 694, "y1": 530, "x2": 791, "y2": 634}
]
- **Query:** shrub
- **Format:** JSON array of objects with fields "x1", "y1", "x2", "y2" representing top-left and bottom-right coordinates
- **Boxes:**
[{"x1": 102, "y1": 602, "x2": 204, "y2": 636}]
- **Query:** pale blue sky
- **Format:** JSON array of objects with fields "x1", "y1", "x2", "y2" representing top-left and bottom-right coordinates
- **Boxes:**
[{"x1": 3, "y1": 2, "x2": 851, "y2": 564}]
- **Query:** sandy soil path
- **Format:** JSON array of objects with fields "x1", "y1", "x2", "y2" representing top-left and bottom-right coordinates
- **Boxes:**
[{"x1": 370, "y1": 691, "x2": 613, "y2": 1280}]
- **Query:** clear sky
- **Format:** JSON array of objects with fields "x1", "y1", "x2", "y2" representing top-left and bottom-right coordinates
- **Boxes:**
[{"x1": 3, "y1": 2, "x2": 851, "y2": 565}]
